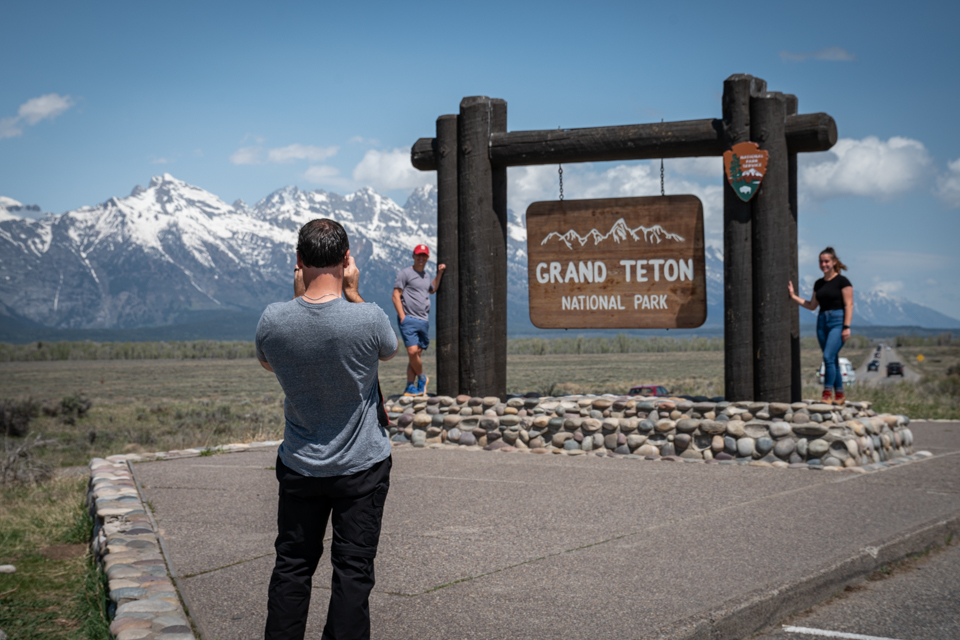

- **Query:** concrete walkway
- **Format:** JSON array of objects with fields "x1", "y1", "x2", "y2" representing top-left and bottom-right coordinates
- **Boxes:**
[{"x1": 133, "y1": 421, "x2": 960, "y2": 640}]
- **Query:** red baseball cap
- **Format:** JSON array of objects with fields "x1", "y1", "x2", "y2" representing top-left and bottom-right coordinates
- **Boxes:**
[{"x1": 413, "y1": 244, "x2": 430, "y2": 256}]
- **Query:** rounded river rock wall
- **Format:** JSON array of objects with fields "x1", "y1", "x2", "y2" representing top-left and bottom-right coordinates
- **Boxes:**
[{"x1": 386, "y1": 395, "x2": 914, "y2": 469}]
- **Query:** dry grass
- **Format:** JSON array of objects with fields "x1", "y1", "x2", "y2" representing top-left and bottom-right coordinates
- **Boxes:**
[
  {"x1": 0, "y1": 474, "x2": 109, "y2": 639},
  {"x1": 0, "y1": 342, "x2": 954, "y2": 471},
  {"x1": 504, "y1": 351, "x2": 725, "y2": 397},
  {"x1": 892, "y1": 345, "x2": 960, "y2": 377},
  {"x1": 2, "y1": 435, "x2": 54, "y2": 486}
]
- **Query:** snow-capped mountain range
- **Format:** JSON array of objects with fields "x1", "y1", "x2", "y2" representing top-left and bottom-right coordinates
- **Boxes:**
[
  {"x1": 541, "y1": 220, "x2": 685, "y2": 249},
  {"x1": 1, "y1": 174, "x2": 957, "y2": 340}
]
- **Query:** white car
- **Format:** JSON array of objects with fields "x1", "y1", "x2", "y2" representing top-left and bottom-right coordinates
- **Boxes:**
[{"x1": 818, "y1": 357, "x2": 856, "y2": 387}]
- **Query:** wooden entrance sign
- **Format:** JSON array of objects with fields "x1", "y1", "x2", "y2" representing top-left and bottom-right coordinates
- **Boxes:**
[
  {"x1": 526, "y1": 196, "x2": 706, "y2": 329},
  {"x1": 410, "y1": 75, "x2": 838, "y2": 400}
]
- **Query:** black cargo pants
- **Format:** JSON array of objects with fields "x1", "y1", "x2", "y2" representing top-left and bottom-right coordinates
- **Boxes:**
[{"x1": 264, "y1": 455, "x2": 391, "y2": 640}]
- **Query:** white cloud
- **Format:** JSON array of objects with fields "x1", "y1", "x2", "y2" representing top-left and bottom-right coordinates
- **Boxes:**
[
  {"x1": 267, "y1": 144, "x2": 338, "y2": 164},
  {"x1": 1, "y1": 93, "x2": 74, "y2": 140},
  {"x1": 507, "y1": 161, "x2": 724, "y2": 249},
  {"x1": 871, "y1": 279, "x2": 904, "y2": 295},
  {"x1": 348, "y1": 136, "x2": 379, "y2": 145},
  {"x1": 18, "y1": 93, "x2": 74, "y2": 124},
  {"x1": 665, "y1": 157, "x2": 722, "y2": 178},
  {"x1": 352, "y1": 148, "x2": 435, "y2": 190},
  {"x1": 304, "y1": 165, "x2": 340, "y2": 181},
  {"x1": 304, "y1": 165, "x2": 354, "y2": 189},
  {"x1": 230, "y1": 146, "x2": 263, "y2": 165},
  {"x1": 936, "y1": 158, "x2": 960, "y2": 208},
  {"x1": 780, "y1": 46, "x2": 856, "y2": 62},
  {"x1": 150, "y1": 157, "x2": 171, "y2": 165},
  {"x1": 799, "y1": 136, "x2": 931, "y2": 200},
  {"x1": 0, "y1": 117, "x2": 21, "y2": 139},
  {"x1": 231, "y1": 143, "x2": 339, "y2": 166},
  {"x1": 240, "y1": 133, "x2": 265, "y2": 144},
  {"x1": 798, "y1": 240, "x2": 819, "y2": 268}
]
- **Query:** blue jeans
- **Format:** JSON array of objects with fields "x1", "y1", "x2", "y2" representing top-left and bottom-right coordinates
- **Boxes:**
[{"x1": 817, "y1": 309, "x2": 845, "y2": 391}]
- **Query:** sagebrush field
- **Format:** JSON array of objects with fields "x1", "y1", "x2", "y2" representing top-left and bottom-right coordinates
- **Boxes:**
[{"x1": 0, "y1": 337, "x2": 957, "y2": 469}]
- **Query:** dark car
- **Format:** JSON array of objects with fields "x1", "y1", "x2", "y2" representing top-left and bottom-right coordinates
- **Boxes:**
[
  {"x1": 868, "y1": 360, "x2": 880, "y2": 372},
  {"x1": 887, "y1": 362, "x2": 904, "y2": 377},
  {"x1": 628, "y1": 385, "x2": 670, "y2": 397}
]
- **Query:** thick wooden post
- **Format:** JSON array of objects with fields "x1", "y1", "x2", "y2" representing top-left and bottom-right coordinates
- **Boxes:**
[
  {"x1": 435, "y1": 114, "x2": 459, "y2": 397},
  {"x1": 457, "y1": 96, "x2": 507, "y2": 398},
  {"x1": 751, "y1": 91, "x2": 792, "y2": 402},
  {"x1": 490, "y1": 99, "x2": 508, "y2": 397},
  {"x1": 785, "y1": 94, "x2": 802, "y2": 402},
  {"x1": 722, "y1": 74, "x2": 764, "y2": 401}
]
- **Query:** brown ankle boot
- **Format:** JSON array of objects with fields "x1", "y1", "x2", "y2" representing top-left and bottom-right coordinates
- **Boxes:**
[
  {"x1": 821, "y1": 389, "x2": 833, "y2": 405},
  {"x1": 834, "y1": 390, "x2": 845, "y2": 406}
]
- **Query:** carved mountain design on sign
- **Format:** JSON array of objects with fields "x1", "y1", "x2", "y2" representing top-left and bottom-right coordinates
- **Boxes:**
[{"x1": 541, "y1": 218, "x2": 685, "y2": 249}]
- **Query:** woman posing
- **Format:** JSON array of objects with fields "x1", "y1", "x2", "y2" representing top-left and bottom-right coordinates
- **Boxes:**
[{"x1": 788, "y1": 247, "x2": 853, "y2": 405}]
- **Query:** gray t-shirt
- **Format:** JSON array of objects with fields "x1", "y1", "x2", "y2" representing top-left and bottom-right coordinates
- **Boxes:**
[
  {"x1": 255, "y1": 297, "x2": 397, "y2": 477},
  {"x1": 394, "y1": 266, "x2": 433, "y2": 320}
]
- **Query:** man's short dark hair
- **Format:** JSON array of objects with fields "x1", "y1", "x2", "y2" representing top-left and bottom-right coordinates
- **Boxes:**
[{"x1": 297, "y1": 219, "x2": 349, "y2": 268}]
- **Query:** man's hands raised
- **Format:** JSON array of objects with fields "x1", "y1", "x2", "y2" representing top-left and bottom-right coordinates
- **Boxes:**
[
  {"x1": 294, "y1": 267, "x2": 306, "y2": 298},
  {"x1": 343, "y1": 255, "x2": 364, "y2": 303}
]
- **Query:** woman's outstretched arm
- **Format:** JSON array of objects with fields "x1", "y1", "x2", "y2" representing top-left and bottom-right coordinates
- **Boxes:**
[{"x1": 788, "y1": 281, "x2": 819, "y2": 311}]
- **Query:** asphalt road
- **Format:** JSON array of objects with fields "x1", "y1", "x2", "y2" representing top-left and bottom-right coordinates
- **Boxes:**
[
  {"x1": 856, "y1": 343, "x2": 922, "y2": 387},
  {"x1": 753, "y1": 536, "x2": 960, "y2": 640}
]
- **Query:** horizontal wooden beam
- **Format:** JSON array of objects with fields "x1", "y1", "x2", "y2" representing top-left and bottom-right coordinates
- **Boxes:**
[
  {"x1": 783, "y1": 112, "x2": 838, "y2": 154},
  {"x1": 490, "y1": 119, "x2": 723, "y2": 167},
  {"x1": 410, "y1": 113, "x2": 836, "y2": 171}
]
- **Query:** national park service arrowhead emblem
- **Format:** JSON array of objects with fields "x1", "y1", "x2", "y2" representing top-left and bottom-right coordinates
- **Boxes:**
[{"x1": 723, "y1": 142, "x2": 768, "y2": 202}]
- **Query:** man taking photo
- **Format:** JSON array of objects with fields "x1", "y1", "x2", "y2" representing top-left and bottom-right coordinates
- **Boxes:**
[
  {"x1": 257, "y1": 218, "x2": 398, "y2": 640},
  {"x1": 393, "y1": 243, "x2": 445, "y2": 396}
]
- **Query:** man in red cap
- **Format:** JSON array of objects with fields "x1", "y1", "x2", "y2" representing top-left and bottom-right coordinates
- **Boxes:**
[{"x1": 393, "y1": 244, "x2": 445, "y2": 395}]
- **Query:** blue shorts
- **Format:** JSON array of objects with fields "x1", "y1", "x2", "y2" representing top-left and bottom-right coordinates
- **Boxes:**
[{"x1": 398, "y1": 316, "x2": 430, "y2": 351}]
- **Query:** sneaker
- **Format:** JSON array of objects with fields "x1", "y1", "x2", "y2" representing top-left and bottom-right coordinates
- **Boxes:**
[
  {"x1": 834, "y1": 390, "x2": 845, "y2": 406},
  {"x1": 403, "y1": 382, "x2": 418, "y2": 396},
  {"x1": 820, "y1": 388, "x2": 833, "y2": 405},
  {"x1": 417, "y1": 374, "x2": 429, "y2": 396}
]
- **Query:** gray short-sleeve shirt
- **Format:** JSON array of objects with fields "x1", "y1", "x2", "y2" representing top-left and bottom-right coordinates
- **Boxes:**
[
  {"x1": 255, "y1": 297, "x2": 398, "y2": 477},
  {"x1": 394, "y1": 266, "x2": 433, "y2": 320}
]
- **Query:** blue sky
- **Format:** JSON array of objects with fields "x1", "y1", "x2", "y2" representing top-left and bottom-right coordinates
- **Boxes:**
[{"x1": 3, "y1": 0, "x2": 959, "y2": 318}]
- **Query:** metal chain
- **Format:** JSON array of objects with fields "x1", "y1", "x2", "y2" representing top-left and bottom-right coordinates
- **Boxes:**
[
  {"x1": 558, "y1": 126, "x2": 564, "y2": 201},
  {"x1": 660, "y1": 118, "x2": 665, "y2": 196}
]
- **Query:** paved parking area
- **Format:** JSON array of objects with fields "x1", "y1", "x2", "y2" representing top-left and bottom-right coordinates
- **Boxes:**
[{"x1": 134, "y1": 421, "x2": 960, "y2": 640}]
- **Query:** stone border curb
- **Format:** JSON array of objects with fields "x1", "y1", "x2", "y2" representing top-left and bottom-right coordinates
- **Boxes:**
[
  {"x1": 657, "y1": 509, "x2": 960, "y2": 640},
  {"x1": 88, "y1": 441, "x2": 281, "y2": 640}
]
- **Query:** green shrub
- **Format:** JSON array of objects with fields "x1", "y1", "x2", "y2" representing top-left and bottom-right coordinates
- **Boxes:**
[
  {"x1": 0, "y1": 339, "x2": 258, "y2": 362},
  {"x1": 59, "y1": 393, "x2": 92, "y2": 425},
  {"x1": 0, "y1": 398, "x2": 40, "y2": 437}
]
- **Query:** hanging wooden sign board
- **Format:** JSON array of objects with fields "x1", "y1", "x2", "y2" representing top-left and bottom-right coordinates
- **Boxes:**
[{"x1": 526, "y1": 195, "x2": 707, "y2": 329}]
